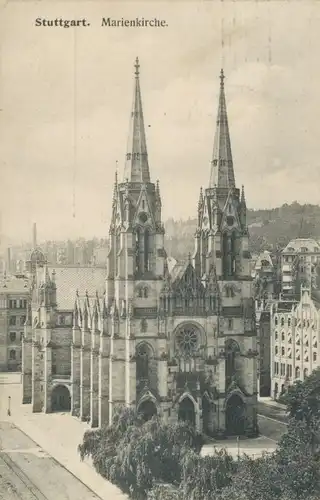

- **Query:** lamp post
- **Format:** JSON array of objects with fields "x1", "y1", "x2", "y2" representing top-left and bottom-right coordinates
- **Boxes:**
[{"x1": 8, "y1": 396, "x2": 11, "y2": 416}]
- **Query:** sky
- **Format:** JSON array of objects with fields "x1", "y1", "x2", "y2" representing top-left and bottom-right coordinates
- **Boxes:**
[{"x1": 1, "y1": 1, "x2": 320, "y2": 244}]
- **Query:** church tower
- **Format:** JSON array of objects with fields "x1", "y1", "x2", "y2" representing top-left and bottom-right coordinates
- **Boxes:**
[
  {"x1": 193, "y1": 70, "x2": 258, "y2": 436},
  {"x1": 106, "y1": 58, "x2": 166, "y2": 422}
]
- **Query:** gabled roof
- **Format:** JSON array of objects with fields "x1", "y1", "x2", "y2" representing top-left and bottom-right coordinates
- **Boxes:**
[{"x1": 47, "y1": 266, "x2": 106, "y2": 310}]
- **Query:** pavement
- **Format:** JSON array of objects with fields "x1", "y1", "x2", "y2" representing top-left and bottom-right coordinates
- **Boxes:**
[{"x1": 0, "y1": 373, "x2": 128, "y2": 500}]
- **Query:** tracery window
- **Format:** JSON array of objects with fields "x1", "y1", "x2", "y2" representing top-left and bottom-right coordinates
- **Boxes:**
[
  {"x1": 136, "y1": 343, "x2": 152, "y2": 381},
  {"x1": 175, "y1": 327, "x2": 199, "y2": 358}
]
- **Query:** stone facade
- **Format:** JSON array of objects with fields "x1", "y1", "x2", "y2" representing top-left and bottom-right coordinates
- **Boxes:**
[
  {"x1": 0, "y1": 274, "x2": 29, "y2": 372},
  {"x1": 271, "y1": 286, "x2": 320, "y2": 400},
  {"x1": 22, "y1": 60, "x2": 258, "y2": 437}
]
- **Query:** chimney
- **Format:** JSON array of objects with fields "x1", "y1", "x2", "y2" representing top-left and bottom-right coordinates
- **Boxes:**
[{"x1": 33, "y1": 222, "x2": 37, "y2": 249}]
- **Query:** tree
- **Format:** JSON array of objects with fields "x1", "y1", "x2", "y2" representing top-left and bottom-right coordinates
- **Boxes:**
[
  {"x1": 282, "y1": 368, "x2": 320, "y2": 423},
  {"x1": 78, "y1": 407, "x2": 200, "y2": 499}
]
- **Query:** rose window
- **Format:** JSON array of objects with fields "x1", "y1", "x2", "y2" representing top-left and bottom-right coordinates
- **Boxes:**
[{"x1": 176, "y1": 327, "x2": 199, "y2": 358}]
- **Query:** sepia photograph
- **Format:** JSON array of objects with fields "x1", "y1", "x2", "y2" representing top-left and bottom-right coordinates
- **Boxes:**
[{"x1": 0, "y1": 1, "x2": 320, "y2": 498}]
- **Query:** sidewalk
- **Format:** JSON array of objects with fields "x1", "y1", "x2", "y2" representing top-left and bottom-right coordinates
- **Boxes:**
[
  {"x1": 0, "y1": 380, "x2": 128, "y2": 500},
  {"x1": 258, "y1": 396, "x2": 287, "y2": 411}
]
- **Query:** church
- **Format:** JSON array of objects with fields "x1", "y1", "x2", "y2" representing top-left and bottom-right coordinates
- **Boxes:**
[{"x1": 22, "y1": 58, "x2": 258, "y2": 437}]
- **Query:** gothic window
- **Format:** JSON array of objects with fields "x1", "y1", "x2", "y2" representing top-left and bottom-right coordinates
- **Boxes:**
[
  {"x1": 295, "y1": 367, "x2": 300, "y2": 379},
  {"x1": 281, "y1": 317, "x2": 285, "y2": 327},
  {"x1": 288, "y1": 317, "x2": 291, "y2": 327},
  {"x1": 126, "y1": 153, "x2": 132, "y2": 160},
  {"x1": 136, "y1": 343, "x2": 152, "y2": 382},
  {"x1": 281, "y1": 331, "x2": 285, "y2": 341},
  {"x1": 9, "y1": 349, "x2": 16, "y2": 360},
  {"x1": 144, "y1": 230, "x2": 149, "y2": 272},
  {"x1": 144, "y1": 287, "x2": 148, "y2": 298},
  {"x1": 275, "y1": 330, "x2": 278, "y2": 340},
  {"x1": 303, "y1": 368, "x2": 308, "y2": 379},
  {"x1": 9, "y1": 316, "x2": 16, "y2": 326},
  {"x1": 225, "y1": 339, "x2": 240, "y2": 388},
  {"x1": 135, "y1": 229, "x2": 142, "y2": 273},
  {"x1": 275, "y1": 317, "x2": 278, "y2": 326},
  {"x1": 228, "y1": 319, "x2": 233, "y2": 330},
  {"x1": 275, "y1": 346, "x2": 278, "y2": 355},
  {"x1": 175, "y1": 326, "x2": 199, "y2": 358},
  {"x1": 313, "y1": 352, "x2": 317, "y2": 362},
  {"x1": 281, "y1": 347, "x2": 285, "y2": 356}
]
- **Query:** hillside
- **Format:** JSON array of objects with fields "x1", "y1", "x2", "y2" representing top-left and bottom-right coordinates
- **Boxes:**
[{"x1": 164, "y1": 202, "x2": 320, "y2": 261}]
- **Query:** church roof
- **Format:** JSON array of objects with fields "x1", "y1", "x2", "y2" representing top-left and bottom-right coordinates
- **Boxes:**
[
  {"x1": 45, "y1": 266, "x2": 106, "y2": 310},
  {"x1": 123, "y1": 57, "x2": 150, "y2": 183},
  {"x1": 209, "y1": 69, "x2": 235, "y2": 189},
  {"x1": 170, "y1": 262, "x2": 189, "y2": 284}
]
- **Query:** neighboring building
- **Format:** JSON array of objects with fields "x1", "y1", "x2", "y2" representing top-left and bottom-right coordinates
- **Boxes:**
[
  {"x1": 255, "y1": 299, "x2": 273, "y2": 397},
  {"x1": 0, "y1": 273, "x2": 29, "y2": 371},
  {"x1": 280, "y1": 238, "x2": 320, "y2": 299},
  {"x1": 22, "y1": 61, "x2": 258, "y2": 437},
  {"x1": 270, "y1": 286, "x2": 320, "y2": 399}
]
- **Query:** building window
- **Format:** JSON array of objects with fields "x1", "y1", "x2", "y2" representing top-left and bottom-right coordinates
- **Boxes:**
[
  {"x1": 20, "y1": 332, "x2": 24, "y2": 341},
  {"x1": 9, "y1": 349, "x2": 16, "y2": 360},
  {"x1": 275, "y1": 317, "x2": 278, "y2": 326},
  {"x1": 281, "y1": 363, "x2": 285, "y2": 376},
  {"x1": 228, "y1": 319, "x2": 233, "y2": 330},
  {"x1": 9, "y1": 316, "x2": 16, "y2": 326},
  {"x1": 9, "y1": 332, "x2": 16, "y2": 342},
  {"x1": 274, "y1": 362, "x2": 279, "y2": 375},
  {"x1": 313, "y1": 352, "x2": 317, "y2": 362},
  {"x1": 295, "y1": 367, "x2": 300, "y2": 378},
  {"x1": 20, "y1": 316, "x2": 26, "y2": 326},
  {"x1": 288, "y1": 317, "x2": 291, "y2": 327},
  {"x1": 281, "y1": 317, "x2": 284, "y2": 327},
  {"x1": 275, "y1": 330, "x2": 278, "y2": 340},
  {"x1": 275, "y1": 346, "x2": 278, "y2": 355},
  {"x1": 303, "y1": 368, "x2": 308, "y2": 379},
  {"x1": 281, "y1": 347, "x2": 285, "y2": 356},
  {"x1": 281, "y1": 331, "x2": 285, "y2": 341},
  {"x1": 59, "y1": 316, "x2": 65, "y2": 325}
]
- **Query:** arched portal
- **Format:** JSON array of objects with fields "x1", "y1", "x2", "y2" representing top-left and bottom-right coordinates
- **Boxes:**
[
  {"x1": 51, "y1": 385, "x2": 71, "y2": 412},
  {"x1": 225, "y1": 394, "x2": 245, "y2": 436},
  {"x1": 138, "y1": 400, "x2": 157, "y2": 422},
  {"x1": 178, "y1": 397, "x2": 195, "y2": 426}
]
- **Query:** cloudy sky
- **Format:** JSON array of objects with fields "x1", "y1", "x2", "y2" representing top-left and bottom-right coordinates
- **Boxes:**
[{"x1": 1, "y1": 1, "x2": 320, "y2": 244}]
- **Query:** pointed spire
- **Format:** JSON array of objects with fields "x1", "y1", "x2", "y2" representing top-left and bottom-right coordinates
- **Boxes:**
[
  {"x1": 123, "y1": 57, "x2": 150, "y2": 183},
  {"x1": 209, "y1": 69, "x2": 235, "y2": 189},
  {"x1": 198, "y1": 187, "x2": 203, "y2": 209}
]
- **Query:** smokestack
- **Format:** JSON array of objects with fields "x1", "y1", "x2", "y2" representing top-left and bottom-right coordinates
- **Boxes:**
[{"x1": 33, "y1": 222, "x2": 37, "y2": 249}]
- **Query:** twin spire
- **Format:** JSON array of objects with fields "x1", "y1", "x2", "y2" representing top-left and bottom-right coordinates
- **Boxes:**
[
  {"x1": 209, "y1": 69, "x2": 235, "y2": 189},
  {"x1": 123, "y1": 57, "x2": 150, "y2": 183},
  {"x1": 122, "y1": 60, "x2": 235, "y2": 191}
]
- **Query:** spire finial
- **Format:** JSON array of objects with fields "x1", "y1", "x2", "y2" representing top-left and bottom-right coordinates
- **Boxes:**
[
  {"x1": 220, "y1": 68, "x2": 225, "y2": 88},
  {"x1": 135, "y1": 57, "x2": 140, "y2": 78},
  {"x1": 115, "y1": 162, "x2": 118, "y2": 185}
]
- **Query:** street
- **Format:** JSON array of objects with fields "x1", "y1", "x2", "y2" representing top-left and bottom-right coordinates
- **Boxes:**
[{"x1": 0, "y1": 422, "x2": 99, "y2": 500}]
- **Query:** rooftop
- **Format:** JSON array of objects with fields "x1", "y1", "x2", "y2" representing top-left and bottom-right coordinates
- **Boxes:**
[
  {"x1": 0, "y1": 275, "x2": 29, "y2": 294},
  {"x1": 36, "y1": 266, "x2": 106, "y2": 310},
  {"x1": 282, "y1": 238, "x2": 320, "y2": 254}
]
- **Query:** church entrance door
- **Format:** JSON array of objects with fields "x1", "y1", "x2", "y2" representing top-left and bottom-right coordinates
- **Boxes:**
[
  {"x1": 225, "y1": 394, "x2": 245, "y2": 436},
  {"x1": 138, "y1": 400, "x2": 157, "y2": 421},
  {"x1": 178, "y1": 397, "x2": 195, "y2": 426},
  {"x1": 51, "y1": 385, "x2": 71, "y2": 412}
]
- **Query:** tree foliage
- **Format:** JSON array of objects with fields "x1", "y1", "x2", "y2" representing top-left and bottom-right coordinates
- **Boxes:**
[{"x1": 79, "y1": 389, "x2": 320, "y2": 500}]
